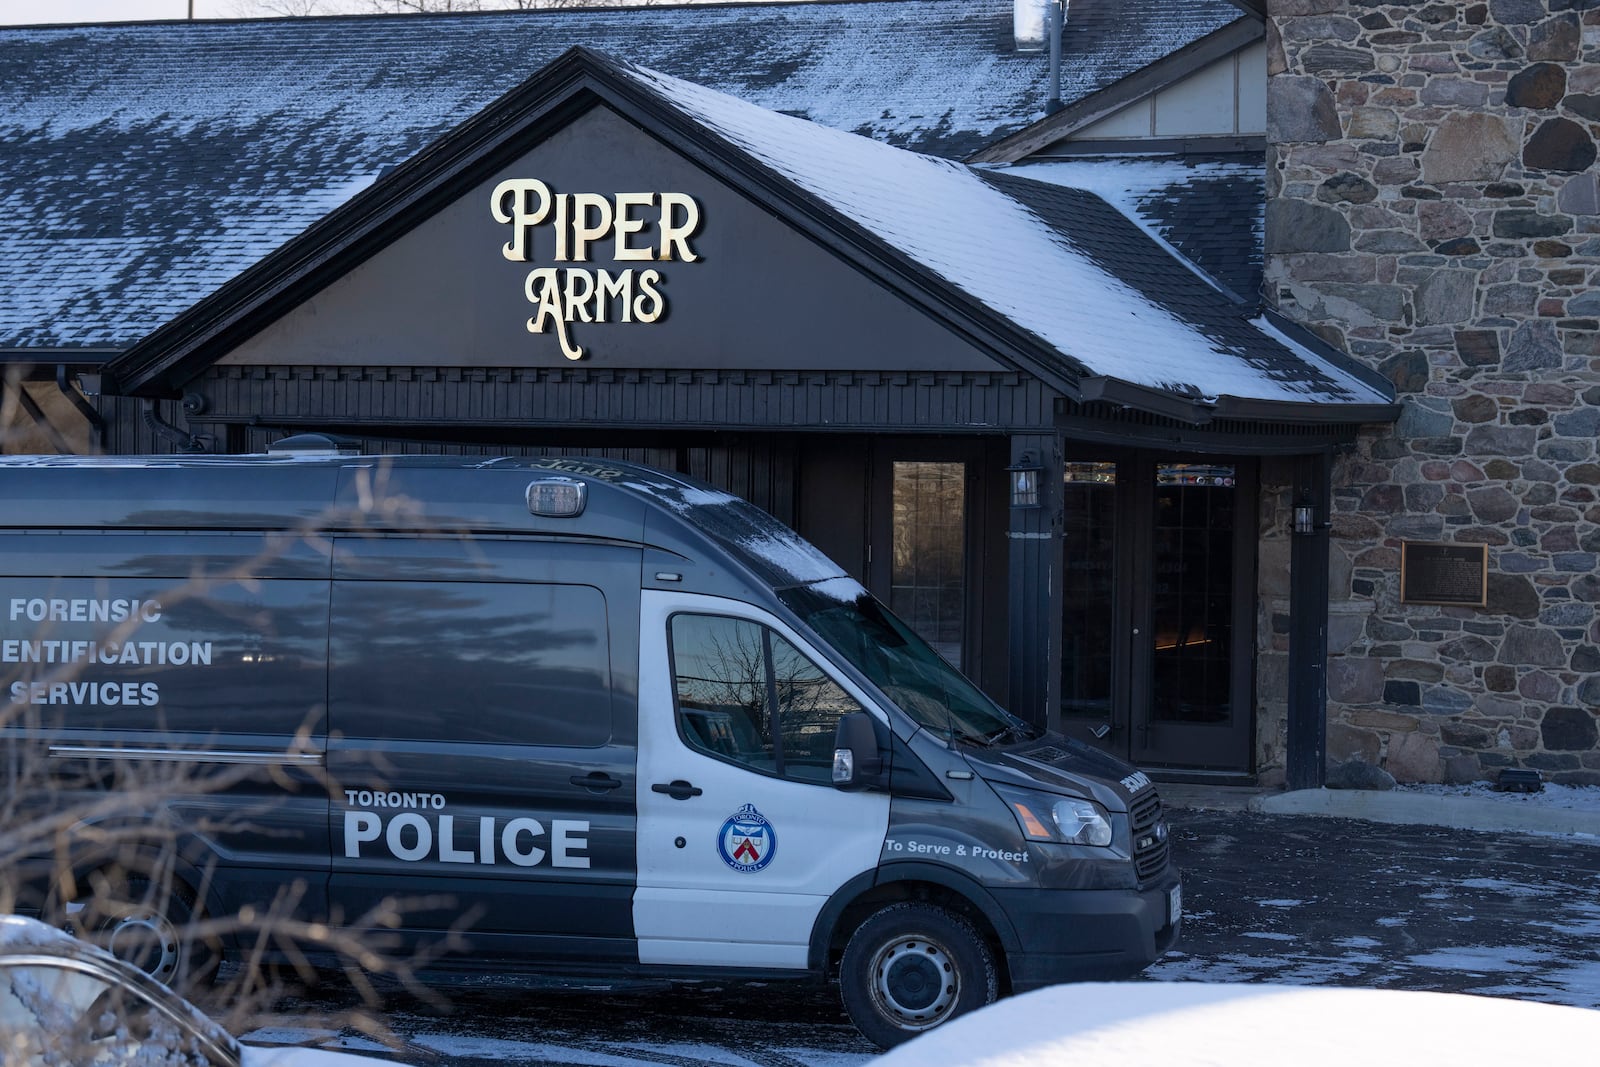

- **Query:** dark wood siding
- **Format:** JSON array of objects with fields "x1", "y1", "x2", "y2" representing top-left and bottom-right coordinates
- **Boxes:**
[{"x1": 188, "y1": 366, "x2": 1060, "y2": 436}]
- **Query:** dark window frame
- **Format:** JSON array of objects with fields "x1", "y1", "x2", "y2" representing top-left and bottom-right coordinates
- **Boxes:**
[{"x1": 666, "y1": 611, "x2": 861, "y2": 786}]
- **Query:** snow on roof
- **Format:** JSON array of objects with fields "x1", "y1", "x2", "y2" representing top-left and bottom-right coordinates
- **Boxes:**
[
  {"x1": 0, "y1": 0, "x2": 1242, "y2": 351},
  {"x1": 620, "y1": 62, "x2": 1386, "y2": 407},
  {"x1": 1003, "y1": 156, "x2": 1265, "y2": 304}
]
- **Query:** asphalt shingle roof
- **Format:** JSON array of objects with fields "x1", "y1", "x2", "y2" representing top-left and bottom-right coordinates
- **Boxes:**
[
  {"x1": 616, "y1": 57, "x2": 1384, "y2": 407},
  {"x1": 0, "y1": 0, "x2": 1244, "y2": 352},
  {"x1": 1005, "y1": 156, "x2": 1266, "y2": 304}
]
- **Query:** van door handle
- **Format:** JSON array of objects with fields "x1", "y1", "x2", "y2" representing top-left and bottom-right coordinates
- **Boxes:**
[
  {"x1": 571, "y1": 772, "x2": 623, "y2": 791},
  {"x1": 651, "y1": 779, "x2": 703, "y2": 800}
]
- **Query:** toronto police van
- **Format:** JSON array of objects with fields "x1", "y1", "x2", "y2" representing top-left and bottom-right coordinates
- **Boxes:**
[{"x1": 0, "y1": 447, "x2": 1180, "y2": 1047}]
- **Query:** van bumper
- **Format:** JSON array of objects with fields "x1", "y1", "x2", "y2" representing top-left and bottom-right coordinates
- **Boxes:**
[{"x1": 991, "y1": 870, "x2": 1181, "y2": 991}]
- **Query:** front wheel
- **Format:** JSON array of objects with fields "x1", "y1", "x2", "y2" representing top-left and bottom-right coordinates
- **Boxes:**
[{"x1": 839, "y1": 902, "x2": 998, "y2": 1049}]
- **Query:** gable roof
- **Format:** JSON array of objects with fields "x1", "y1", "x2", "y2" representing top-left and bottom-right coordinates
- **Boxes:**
[
  {"x1": 968, "y1": 4, "x2": 1263, "y2": 165},
  {"x1": 0, "y1": 0, "x2": 1245, "y2": 355},
  {"x1": 106, "y1": 47, "x2": 1395, "y2": 426}
]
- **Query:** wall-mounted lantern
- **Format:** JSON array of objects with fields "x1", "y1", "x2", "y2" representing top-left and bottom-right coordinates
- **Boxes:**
[
  {"x1": 1007, "y1": 452, "x2": 1043, "y2": 509},
  {"x1": 1292, "y1": 502, "x2": 1317, "y2": 536}
]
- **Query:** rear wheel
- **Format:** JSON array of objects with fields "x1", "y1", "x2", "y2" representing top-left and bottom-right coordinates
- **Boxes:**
[
  {"x1": 839, "y1": 902, "x2": 997, "y2": 1049},
  {"x1": 69, "y1": 869, "x2": 220, "y2": 991}
]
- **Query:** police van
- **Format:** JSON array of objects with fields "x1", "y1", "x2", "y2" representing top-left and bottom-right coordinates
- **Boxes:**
[{"x1": 0, "y1": 446, "x2": 1180, "y2": 1047}]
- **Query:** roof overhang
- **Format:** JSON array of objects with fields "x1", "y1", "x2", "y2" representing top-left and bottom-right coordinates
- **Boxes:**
[
  {"x1": 1, "y1": 349, "x2": 121, "y2": 381},
  {"x1": 1080, "y1": 377, "x2": 1401, "y2": 429}
]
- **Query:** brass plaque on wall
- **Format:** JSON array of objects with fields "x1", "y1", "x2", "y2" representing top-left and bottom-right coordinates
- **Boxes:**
[{"x1": 1400, "y1": 541, "x2": 1489, "y2": 607}]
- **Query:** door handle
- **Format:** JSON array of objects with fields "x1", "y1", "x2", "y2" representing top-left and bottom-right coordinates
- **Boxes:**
[
  {"x1": 651, "y1": 779, "x2": 703, "y2": 800},
  {"x1": 571, "y1": 772, "x2": 623, "y2": 792}
]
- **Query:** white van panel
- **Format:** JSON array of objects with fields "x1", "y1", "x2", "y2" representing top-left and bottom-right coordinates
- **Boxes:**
[
  {"x1": 634, "y1": 590, "x2": 890, "y2": 970},
  {"x1": 635, "y1": 887, "x2": 812, "y2": 968}
]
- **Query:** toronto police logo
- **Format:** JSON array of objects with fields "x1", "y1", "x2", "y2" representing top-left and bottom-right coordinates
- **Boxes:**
[{"x1": 717, "y1": 803, "x2": 776, "y2": 873}]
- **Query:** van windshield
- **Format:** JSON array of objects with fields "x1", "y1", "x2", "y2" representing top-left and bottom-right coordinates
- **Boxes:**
[{"x1": 778, "y1": 583, "x2": 1036, "y2": 747}]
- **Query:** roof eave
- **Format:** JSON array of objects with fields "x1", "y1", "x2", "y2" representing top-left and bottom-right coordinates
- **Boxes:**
[
  {"x1": 966, "y1": 16, "x2": 1265, "y2": 165},
  {"x1": 2, "y1": 348, "x2": 123, "y2": 384},
  {"x1": 1212, "y1": 395, "x2": 1404, "y2": 425},
  {"x1": 1079, "y1": 376, "x2": 1217, "y2": 425},
  {"x1": 1081, "y1": 376, "x2": 1401, "y2": 428}
]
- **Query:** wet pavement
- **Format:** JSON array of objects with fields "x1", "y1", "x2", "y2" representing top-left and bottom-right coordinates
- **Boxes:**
[
  {"x1": 1153, "y1": 808, "x2": 1600, "y2": 1005},
  {"x1": 250, "y1": 808, "x2": 1600, "y2": 1064}
]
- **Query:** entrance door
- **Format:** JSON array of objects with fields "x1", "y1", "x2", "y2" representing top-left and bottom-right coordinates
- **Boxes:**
[
  {"x1": 633, "y1": 590, "x2": 890, "y2": 970},
  {"x1": 1058, "y1": 453, "x2": 1255, "y2": 772}
]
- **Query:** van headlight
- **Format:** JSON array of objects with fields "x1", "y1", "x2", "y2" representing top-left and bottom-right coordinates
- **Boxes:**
[{"x1": 994, "y1": 785, "x2": 1114, "y2": 847}]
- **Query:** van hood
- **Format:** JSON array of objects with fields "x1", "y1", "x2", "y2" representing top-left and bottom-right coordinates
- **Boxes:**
[{"x1": 961, "y1": 733, "x2": 1154, "y2": 813}]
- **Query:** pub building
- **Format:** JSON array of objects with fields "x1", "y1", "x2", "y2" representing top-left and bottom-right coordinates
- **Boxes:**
[{"x1": 12, "y1": 1, "x2": 1592, "y2": 791}]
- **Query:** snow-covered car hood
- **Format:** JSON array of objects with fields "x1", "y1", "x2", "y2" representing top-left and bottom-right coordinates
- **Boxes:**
[{"x1": 870, "y1": 981, "x2": 1600, "y2": 1066}]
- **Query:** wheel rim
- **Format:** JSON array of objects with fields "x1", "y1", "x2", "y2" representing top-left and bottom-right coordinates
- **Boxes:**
[
  {"x1": 866, "y1": 933, "x2": 959, "y2": 1032},
  {"x1": 105, "y1": 907, "x2": 182, "y2": 985}
]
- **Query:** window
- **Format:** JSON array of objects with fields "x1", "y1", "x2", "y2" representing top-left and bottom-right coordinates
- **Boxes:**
[
  {"x1": 889, "y1": 461, "x2": 966, "y2": 667},
  {"x1": 669, "y1": 614, "x2": 863, "y2": 784},
  {"x1": 330, "y1": 581, "x2": 613, "y2": 747}
]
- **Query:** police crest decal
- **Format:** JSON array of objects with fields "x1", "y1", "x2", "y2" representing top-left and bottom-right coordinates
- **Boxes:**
[{"x1": 717, "y1": 803, "x2": 776, "y2": 873}]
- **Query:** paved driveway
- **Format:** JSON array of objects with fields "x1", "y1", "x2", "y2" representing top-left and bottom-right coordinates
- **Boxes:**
[{"x1": 1155, "y1": 808, "x2": 1600, "y2": 1005}]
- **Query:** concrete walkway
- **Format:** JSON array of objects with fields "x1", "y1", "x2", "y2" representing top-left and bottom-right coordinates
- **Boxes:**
[{"x1": 1160, "y1": 782, "x2": 1600, "y2": 838}]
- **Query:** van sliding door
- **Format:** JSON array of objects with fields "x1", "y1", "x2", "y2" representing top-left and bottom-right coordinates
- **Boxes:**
[{"x1": 325, "y1": 536, "x2": 641, "y2": 963}]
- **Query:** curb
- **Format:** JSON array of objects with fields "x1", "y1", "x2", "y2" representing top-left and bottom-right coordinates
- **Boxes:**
[{"x1": 1250, "y1": 788, "x2": 1600, "y2": 838}]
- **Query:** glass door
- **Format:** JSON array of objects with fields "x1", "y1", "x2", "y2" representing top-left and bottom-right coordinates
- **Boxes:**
[
  {"x1": 1060, "y1": 462, "x2": 1119, "y2": 729},
  {"x1": 888, "y1": 460, "x2": 967, "y2": 668},
  {"x1": 865, "y1": 439, "x2": 1001, "y2": 690},
  {"x1": 1059, "y1": 452, "x2": 1254, "y2": 772}
]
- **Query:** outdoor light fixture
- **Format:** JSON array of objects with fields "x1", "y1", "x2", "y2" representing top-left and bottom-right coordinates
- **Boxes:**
[
  {"x1": 1007, "y1": 452, "x2": 1042, "y2": 508},
  {"x1": 1292, "y1": 503, "x2": 1316, "y2": 536}
]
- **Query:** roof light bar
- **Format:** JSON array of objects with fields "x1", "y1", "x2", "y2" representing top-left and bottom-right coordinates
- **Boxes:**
[{"x1": 526, "y1": 477, "x2": 587, "y2": 518}]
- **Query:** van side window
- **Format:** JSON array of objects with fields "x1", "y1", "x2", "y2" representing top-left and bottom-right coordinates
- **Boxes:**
[
  {"x1": 669, "y1": 613, "x2": 863, "y2": 784},
  {"x1": 331, "y1": 580, "x2": 613, "y2": 746}
]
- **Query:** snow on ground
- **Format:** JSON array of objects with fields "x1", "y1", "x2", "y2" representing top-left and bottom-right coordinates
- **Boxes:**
[{"x1": 1398, "y1": 781, "x2": 1600, "y2": 811}]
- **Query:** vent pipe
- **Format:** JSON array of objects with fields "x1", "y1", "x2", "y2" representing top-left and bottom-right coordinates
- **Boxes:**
[
  {"x1": 1048, "y1": 0, "x2": 1064, "y2": 114},
  {"x1": 1014, "y1": 0, "x2": 1066, "y2": 115}
]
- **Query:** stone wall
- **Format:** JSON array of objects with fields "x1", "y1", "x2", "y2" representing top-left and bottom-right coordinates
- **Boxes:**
[{"x1": 1266, "y1": 0, "x2": 1600, "y2": 786}]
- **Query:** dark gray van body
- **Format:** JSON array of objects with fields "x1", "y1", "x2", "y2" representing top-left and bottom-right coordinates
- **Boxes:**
[{"x1": 0, "y1": 451, "x2": 1179, "y2": 1046}]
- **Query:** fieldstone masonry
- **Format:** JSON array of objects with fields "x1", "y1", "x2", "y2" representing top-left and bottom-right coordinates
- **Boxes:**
[{"x1": 1266, "y1": 1, "x2": 1600, "y2": 786}]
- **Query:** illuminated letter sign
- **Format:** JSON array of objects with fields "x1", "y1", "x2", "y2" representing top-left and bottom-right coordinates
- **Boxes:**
[{"x1": 490, "y1": 179, "x2": 702, "y2": 360}]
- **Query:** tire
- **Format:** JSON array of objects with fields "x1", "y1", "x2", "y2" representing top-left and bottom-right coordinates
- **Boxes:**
[
  {"x1": 70, "y1": 868, "x2": 221, "y2": 991},
  {"x1": 838, "y1": 902, "x2": 998, "y2": 1049}
]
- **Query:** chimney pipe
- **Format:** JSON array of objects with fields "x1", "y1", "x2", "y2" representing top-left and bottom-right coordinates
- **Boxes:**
[{"x1": 1047, "y1": 0, "x2": 1063, "y2": 114}]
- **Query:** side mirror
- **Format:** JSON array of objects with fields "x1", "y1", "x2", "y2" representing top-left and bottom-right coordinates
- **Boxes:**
[{"x1": 832, "y1": 712, "x2": 885, "y2": 791}]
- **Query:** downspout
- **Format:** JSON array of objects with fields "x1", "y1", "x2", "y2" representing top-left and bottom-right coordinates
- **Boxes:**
[{"x1": 142, "y1": 397, "x2": 208, "y2": 453}]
